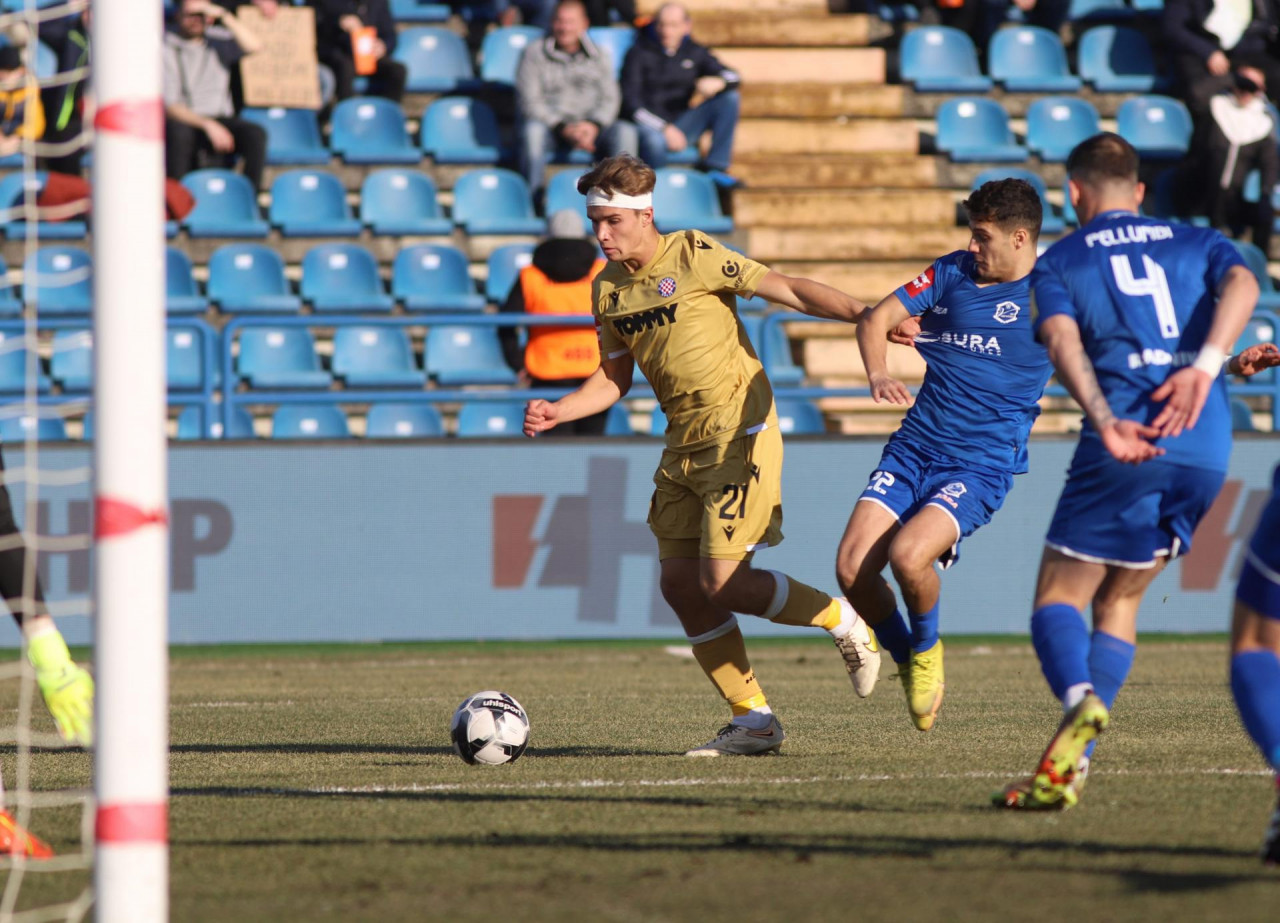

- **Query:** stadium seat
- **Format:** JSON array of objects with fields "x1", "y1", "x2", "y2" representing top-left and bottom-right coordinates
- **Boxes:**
[
  {"x1": 198, "y1": 404, "x2": 257, "y2": 440},
  {"x1": 1116, "y1": 96, "x2": 1192, "y2": 160},
  {"x1": 365, "y1": 402, "x2": 445, "y2": 437},
  {"x1": 603, "y1": 402, "x2": 633, "y2": 435},
  {"x1": 271, "y1": 404, "x2": 351, "y2": 440},
  {"x1": 485, "y1": 243, "x2": 535, "y2": 303},
  {"x1": 1068, "y1": 0, "x2": 1134, "y2": 19},
  {"x1": 479, "y1": 26, "x2": 542, "y2": 87},
  {"x1": 360, "y1": 169, "x2": 452, "y2": 237},
  {"x1": 425, "y1": 325, "x2": 518, "y2": 386},
  {"x1": 899, "y1": 26, "x2": 992, "y2": 93},
  {"x1": 0, "y1": 256, "x2": 23, "y2": 316},
  {"x1": 237, "y1": 327, "x2": 333, "y2": 389},
  {"x1": 269, "y1": 171, "x2": 363, "y2": 237},
  {"x1": 774, "y1": 398, "x2": 825, "y2": 435},
  {"x1": 175, "y1": 404, "x2": 209, "y2": 440},
  {"x1": 649, "y1": 404, "x2": 667, "y2": 436},
  {"x1": 239, "y1": 108, "x2": 330, "y2": 165},
  {"x1": 165, "y1": 247, "x2": 207, "y2": 314},
  {"x1": 1231, "y1": 398, "x2": 1257, "y2": 432},
  {"x1": 652, "y1": 169, "x2": 733, "y2": 234},
  {"x1": 50, "y1": 329, "x2": 92, "y2": 392},
  {"x1": 0, "y1": 412, "x2": 66, "y2": 442},
  {"x1": 330, "y1": 97, "x2": 422, "y2": 165},
  {"x1": 741, "y1": 314, "x2": 803, "y2": 385},
  {"x1": 23, "y1": 245, "x2": 92, "y2": 315},
  {"x1": 0, "y1": 331, "x2": 50, "y2": 393},
  {"x1": 545, "y1": 169, "x2": 590, "y2": 226},
  {"x1": 332, "y1": 326, "x2": 426, "y2": 387},
  {"x1": 452, "y1": 169, "x2": 546, "y2": 236},
  {"x1": 455, "y1": 401, "x2": 526, "y2": 437},
  {"x1": 393, "y1": 244, "x2": 486, "y2": 312},
  {"x1": 394, "y1": 27, "x2": 478, "y2": 93},
  {"x1": 388, "y1": 0, "x2": 451, "y2": 21},
  {"x1": 300, "y1": 244, "x2": 395, "y2": 313},
  {"x1": 1234, "y1": 312, "x2": 1278, "y2": 383},
  {"x1": 1130, "y1": 0, "x2": 1163, "y2": 10},
  {"x1": 207, "y1": 244, "x2": 302, "y2": 314},
  {"x1": 1025, "y1": 97, "x2": 1101, "y2": 164},
  {"x1": 587, "y1": 26, "x2": 635, "y2": 79},
  {"x1": 1230, "y1": 241, "x2": 1280, "y2": 310},
  {"x1": 970, "y1": 167, "x2": 1065, "y2": 234},
  {"x1": 167, "y1": 326, "x2": 207, "y2": 392},
  {"x1": 180, "y1": 169, "x2": 269, "y2": 238},
  {"x1": 988, "y1": 27, "x2": 1081, "y2": 93},
  {"x1": 0, "y1": 170, "x2": 87, "y2": 239},
  {"x1": 421, "y1": 97, "x2": 503, "y2": 164},
  {"x1": 935, "y1": 98, "x2": 1027, "y2": 163},
  {"x1": 1077, "y1": 26, "x2": 1161, "y2": 93}
]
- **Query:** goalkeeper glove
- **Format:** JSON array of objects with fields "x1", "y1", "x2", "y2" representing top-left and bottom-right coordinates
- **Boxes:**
[{"x1": 27, "y1": 630, "x2": 94, "y2": 747}]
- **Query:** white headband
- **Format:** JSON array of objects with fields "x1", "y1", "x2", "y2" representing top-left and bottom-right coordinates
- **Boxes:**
[{"x1": 585, "y1": 186, "x2": 653, "y2": 209}]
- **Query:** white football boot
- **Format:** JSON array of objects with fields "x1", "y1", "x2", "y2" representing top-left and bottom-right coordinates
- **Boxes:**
[
  {"x1": 685, "y1": 716, "x2": 785, "y2": 757},
  {"x1": 830, "y1": 598, "x2": 882, "y2": 698}
]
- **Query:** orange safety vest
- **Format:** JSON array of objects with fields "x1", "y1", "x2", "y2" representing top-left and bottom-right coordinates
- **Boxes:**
[{"x1": 520, "y1": 260, "x2": 605, "y2": 380}]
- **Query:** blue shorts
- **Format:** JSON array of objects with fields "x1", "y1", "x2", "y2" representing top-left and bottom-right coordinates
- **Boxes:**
[
  {"x1": 1237, "y1": 465, "x2": 1280, "y2": 618},
  {"x1": 1046, "y1": 456, "x2": 1225, "y2": 568},
  {"x1": 856, "y1": 436, "x2": 1014, "y2": 568}
]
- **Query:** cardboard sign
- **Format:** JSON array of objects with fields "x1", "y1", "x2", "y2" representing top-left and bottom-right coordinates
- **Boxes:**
[{"x1": 238, "y1": 5, "x2": 322, "y2": 110}]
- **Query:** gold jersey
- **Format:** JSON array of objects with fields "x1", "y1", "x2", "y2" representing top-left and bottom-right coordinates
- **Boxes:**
[{"x1": 594, "y1": 229, "x2": 775, "y2": 451}]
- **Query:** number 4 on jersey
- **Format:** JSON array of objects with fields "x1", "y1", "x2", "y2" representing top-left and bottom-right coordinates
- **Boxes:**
[{"x1": 1110, "y1": 253, "x2": 1179, "y2": 339}]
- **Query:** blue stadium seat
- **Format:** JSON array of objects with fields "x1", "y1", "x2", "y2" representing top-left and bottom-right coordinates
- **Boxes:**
[
  {"x1": 271, "y1": 404, "x2": 351, "y2": 440},
  {"x1": 1130, "y1": 0, "x2": 1163, "y2": 11},
  {"x1": 1234, "y1": 313, "x2": 1277, "y2": 383},
  {"x1": 587, "y1": 26, "x2": 635, "y2": 79},
  {"x1": 237, "y1": 327, "x2": 333, "y2": 389},
  {"x1": 365, "y1": 402, "x2": 445, "y2": 437},
  {"x1": 604, "y1": 402, "x2": 633, "y2": 435},
  {"x1": 389, "y1": 0, "x2": 451, "y2": 21},
  {"x1": 0, "y1": 256, "x2": 23, "y2": 316},
  {"x1": 988, "y1": 27, "x2": 1081, "y2": 93},
  {"x1": 330, "y1": 97, "x2": 422, "y2": 165},
  {"x1": 935, "y1": 98, "x2": 1026, "y2": 163},
  {"x1": 485, "y1": 243, "x2": 536, "y2": 302},
  {"x1": 652, "y1": 168, "x2": 733, "y2": 234},
  {"x1": 165, "y1": 247, "x2": 207, "y2": 314},
  {"x1": 899, "y1": 26, "x2": 992, "y2": 93},
  {"x1": 1230, "y1": 241, "x2": 1280, "y2": 310},
  {"x1": 0, "y1": 170, "x2": 87, "y2": 239},
  {"x1": 774, "y1": 398, "x2": 825, "y2": 435},
  {"x1": 1068, "y1": 0, "x2": 1133, "y2": 19},
  {"x1": 180, "y1": 169, "x2": 269, "y2": 237},
  {"x1": 300, "y1": 244, "x2": 395, "y2": 313},
  {"x1": 455, "y1": 401, "x2": 526, "y2": 437},
  {"x1": 1061, "y1": 179, "x2": 1077, "y2": 226},
  {"x1": 1231, "y1": 398, "x2": 1257, "y2": 432},
  {"x1": 425, "y1": 325, "x2": 518, "y2": 386},
  {"x1": 452, "y1": 168, "x2": 546, "y2": 236},
  {"x1": 167, "y1": 326, "x2": 207, "y2": 392},
  {"x1": 741, "y1": 314, "x2": 803, "y2": 385},
  {"x1": 175, "y1": 404, "x2": 209, "y2": 440},
  {"x1": 649, "y1": 404, "x2": 667, "y2": 436},
  {"x1": 23, "y1": 246, "x2": 92, "y2": 315},
  {"x1": 196, "y1": 404, "x2": 257, "y2": 440},
  {"x1": 545, "y1": 169, "x2": 590, "y2": 226},
  {"x1": 394, "y1": 244, "x2": 486, "y2": 312},
  {"x1": 479, "y1": 26, "x2": 542, "y2": 87},
  {"x1": 269, "y1": 170, "x2": 363, "y2": 237},
  {"x1": 970, "y1": 167, "x2": 1066, "y2": 234},
  {"x1": 421, "y1": 96, "x2": 503, "y2": 164},
  {"x1": 0, "y1": 411, "x2": 66, "y2": 442},
  {"x1": 360, "y1": 169, "x2": 453, "y2": 237},
  {"x1": 0, "y1": 331, "x2": 50, "y2": 393},
  {"x1": 332, "y1": 326, "x2": 426, "y2": 387},
  {"x1": 239, "y1": 108, "x2": 330, "y2": 165},
  {"x1": 395, "y1": 27, "x2": 478, "y2": 93},
  {"x1": 1116, "y1": 96, "x2": 1192, "y2": 160},
  {"x1": 207, "y1": 244, "x2": 302, "y2": 314},
  {"x1": 1077, "y1": 26, "x2": 1160, "y2": 93},
  {"x1": 1025, "y1": 97, "x2": 1101, "y2": 163},
  {"x1": 47, "y1": 329, "x2": 97, "y2": 392}
]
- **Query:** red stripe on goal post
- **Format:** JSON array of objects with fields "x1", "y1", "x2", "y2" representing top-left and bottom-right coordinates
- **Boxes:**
[
  {"x1": 93, "y1": 99, "x2": 164, "y2": 142},
  {"x1": 95, "y1": 496, "x2": 169, "y2": 539},
  {"x1": 96, "y1": 803, "x2": 168, "y2": 844}
]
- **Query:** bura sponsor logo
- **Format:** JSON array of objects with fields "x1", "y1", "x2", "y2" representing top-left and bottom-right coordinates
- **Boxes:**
[
  {"x1": 613, "y1": 304, "x2": 679, "y2": 336},
  {"x1": 937, "y1": 331, "x2": 1002, "y2": 355},
  {"x1": 1126, "y1": 348, "x2": 1197, "y2": 369}
]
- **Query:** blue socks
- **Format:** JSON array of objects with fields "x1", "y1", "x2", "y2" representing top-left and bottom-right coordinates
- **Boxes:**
[
  {"x1": 1030, "y1": 603, "x2": 1092, "y2": 701},
  {"x1": 909, "y1": 600, "x2": 940, "y2": 653},
  {"x1": 874, "y1": 608, "x2": 912, "y2": 665},
  {"x1": 1088, "y1": 631, "x2": 1135, "y2": 709},
  {"x1": 1231, "y1": 650, "x2": 1280, "y2": 772}
]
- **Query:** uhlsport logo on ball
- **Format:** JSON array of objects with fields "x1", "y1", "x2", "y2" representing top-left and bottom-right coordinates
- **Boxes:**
[{"x1": 450, "y1": 691, "x2": 530, "y2": 765}]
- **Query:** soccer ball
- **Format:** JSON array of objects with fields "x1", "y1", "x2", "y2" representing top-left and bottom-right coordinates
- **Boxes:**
[{"x1": 450, "y1": 691, "x2": 530, "y2": 766}]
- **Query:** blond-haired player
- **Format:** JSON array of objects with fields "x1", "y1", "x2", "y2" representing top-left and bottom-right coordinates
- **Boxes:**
[{"x1": 523, "y1": 154, "x2": 882, "y2": 755}]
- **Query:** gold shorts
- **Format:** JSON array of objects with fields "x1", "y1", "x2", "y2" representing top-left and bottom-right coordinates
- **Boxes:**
[{"x1": 649, "y1": 424, "x2": 785, "y2": 561}]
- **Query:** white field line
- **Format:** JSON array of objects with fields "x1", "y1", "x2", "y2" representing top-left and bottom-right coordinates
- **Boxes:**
[{"x1": 172, "y1": 700, "x2": 296, "y2": 709}]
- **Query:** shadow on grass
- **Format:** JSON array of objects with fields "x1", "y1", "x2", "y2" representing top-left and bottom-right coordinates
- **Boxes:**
[{"x1": 170, "y1": 744, "x2": 671, "y2": 758}]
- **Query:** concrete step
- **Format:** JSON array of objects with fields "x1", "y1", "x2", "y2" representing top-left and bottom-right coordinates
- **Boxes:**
[
  {"x1": 695, "y1": 14, "x2": 888, "y2": 47},
  {"x1": 736, "y1": 118, "x2": 916, "y2": 155},
  {"x1": 745, "y1": 226, "x2": 970, "y2": 261},
  {"x1": 735, "y1": 189, "x2": 958, "y2": 227},
  {"x1": 732, "y1": 154, "x2": 935, "y2": 189},
  {"x1": 741, "y1": 83, "x2": 905, "y2": 118},
  {"x1": 803, "y1": 338, "x2": 928, "y2": 382},
  {"x1": 717, "y1": 47, "x2": 885, "y2": 84}
]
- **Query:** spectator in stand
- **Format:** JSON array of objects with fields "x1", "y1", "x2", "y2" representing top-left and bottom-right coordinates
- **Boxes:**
[
  {"x1": 515, "y1": 0, "x2": 637, "y2": 199},
  {"x1": 310, "y1": 0, "x2": 405, "y2": 104},
  {"x1": 621, "y1": 3, "x2": 740, "y2": 186},
  {"x1": 216, "y1": 0, "x2": 338, "y2": 106},
  {"x1": 1175, "y1": 66, "x2": 1279, "y2": 253},
  {"x1": 29, "y1": 7, "x2": 89, "y2": 176},
  {"x1": 163, "y1": 0, "x2": 267, "y2": 190},
  {"x1": 500, "y1": 208, "x2": 609, "y2": 435},
  {"x1": 0, "y1": 44, "x2": 44, "y2": 160},
  {"x1": 1164, "y1": 0, "x2": 1280, "y2": 116}
]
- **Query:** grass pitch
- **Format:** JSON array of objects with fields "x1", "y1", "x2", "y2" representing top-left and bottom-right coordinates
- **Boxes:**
[{"x1": 2, "y1": 637, "x2": 1277, "y2": 922}]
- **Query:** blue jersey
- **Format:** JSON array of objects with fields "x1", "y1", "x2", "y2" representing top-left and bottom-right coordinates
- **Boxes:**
[
  {"x1": 1031, "y1": 211, "x2": 1244, "y2": 472},
  {"x1": 892, "y1": 251, "x2": 1053, "y2": 473}
]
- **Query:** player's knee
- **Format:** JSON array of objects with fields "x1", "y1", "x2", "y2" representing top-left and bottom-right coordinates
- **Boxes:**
[
  {"x1": 887, "y1": 535, "x2": 933, "y2": 582},
  {"x1": 659, "y1": 569, "x2": 698, "y2": 610}
]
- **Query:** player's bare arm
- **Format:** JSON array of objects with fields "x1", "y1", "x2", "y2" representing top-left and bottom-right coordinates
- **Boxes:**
[
  {"x1": 523, "y1": 354, "x2": 634, "y2": 437},
  {"x1": 1150, "y1": 264, "x2": 1260, "y2": 437},
  {"x1": 856, "y1": 294, "x2": 913, "y2": 405},
  {"x1": 754, "y1": 270, "x2": 867, "y2": 323},
  {"x1": 1039, "y1": 313, "x2": 1163, "y2": 464}
]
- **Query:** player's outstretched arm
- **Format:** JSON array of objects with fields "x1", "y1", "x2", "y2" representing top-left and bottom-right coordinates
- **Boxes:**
[
  {"x1": 1228, "y1": 342, "x2": 1280, "y2": 377},
  {"x1": 1040, "y1": 314, "x2": 1163, "y2": 464},
  {"x1": 523, "y1": 354, "x2": 633, "y2": 437},
  {"x1": 856, "y1": 294, "x2": 913, "y2": 404},
  {"x1": 753, "y1": 271, "x2": 868, "y2": 324},
  {"x1": 1150, "y1": 265, "x2": 1259, "y2": 437}
]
